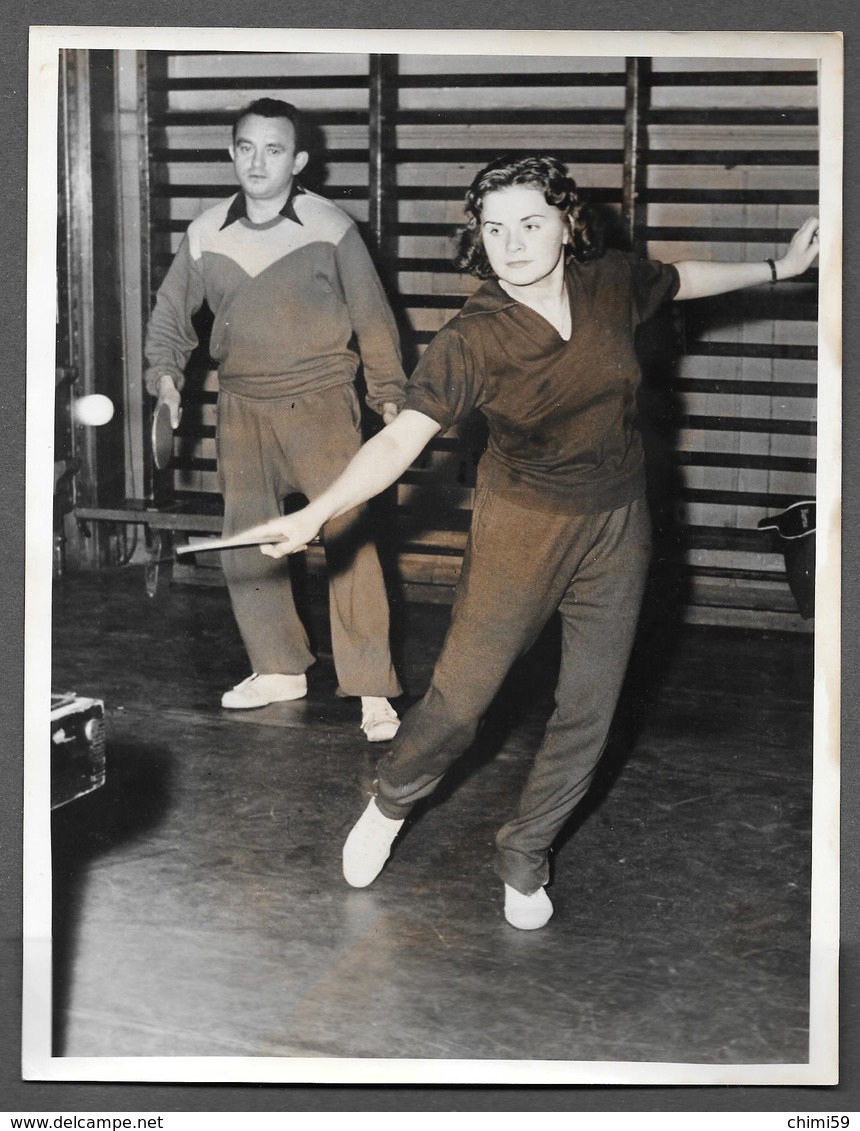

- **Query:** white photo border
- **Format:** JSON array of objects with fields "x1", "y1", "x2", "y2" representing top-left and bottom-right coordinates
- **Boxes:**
[{"x1": 24, "y1": 24, "x2": 844, "y2": 1087}]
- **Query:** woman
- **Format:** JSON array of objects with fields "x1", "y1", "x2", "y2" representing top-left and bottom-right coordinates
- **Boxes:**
[{"x1": 247, "y1": 155, "x2": 820, "y2": 930}]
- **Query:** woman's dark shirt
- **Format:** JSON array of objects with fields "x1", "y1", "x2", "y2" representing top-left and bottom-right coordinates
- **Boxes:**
[{"x1": 404, "y1": 249, "x2": 680, "y2": 515}]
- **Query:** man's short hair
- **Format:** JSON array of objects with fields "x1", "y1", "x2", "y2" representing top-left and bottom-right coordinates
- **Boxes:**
[{"x1": 232, "y1": 98, "x2": 306, "y2": 150}]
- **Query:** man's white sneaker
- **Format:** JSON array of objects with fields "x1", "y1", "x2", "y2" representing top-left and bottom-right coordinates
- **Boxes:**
[
  {"x1": 504, "y1": 883, "x2": 554, "y2": 930},
  {"x1": 221, "y1": 672, "x2": 307, "y2": 709},
  {"x1": 342, "y1": 798, "x2": 404, "y2": 887},
  {"x1": 360, "y1": 696, "x2": 400, "y2": 742}
]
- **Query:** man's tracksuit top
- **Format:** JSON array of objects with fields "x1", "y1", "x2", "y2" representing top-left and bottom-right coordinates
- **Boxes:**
[{"x1": 144, "y1": 184, "x2": 407, "y2": 412}]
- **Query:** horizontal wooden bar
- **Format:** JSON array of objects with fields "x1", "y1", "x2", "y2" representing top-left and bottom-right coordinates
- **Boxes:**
[
  {"x1": 150, "y1": 107, "x2": 636, "y2": 130},
  {"x1": 648, "y1": 70, "x2": 818, "y2": 87},
  {"x1": 394, "y1": 534, "x2": 468, "y2": 557},
  {"x1": 151, "y1": 75, "x2": 371, "y2": 92},
  {"x1": 681, "y1": 526, "x2": 790, "y2": 552},
  {"x1": 155, "y1": 219, "x2": 458, "y2": 238},
  {"x1": 397, "y1": 470, "x2": 472, "y2": 492},
  {"x1": 152, "y1": 183, "x2": 370, "y2": 198},
  {"x1": 684, "y1": 606, "x2": 809, "y2": 632},
  {"x1": 393, "y1": 147, "x2": 626, "y2": 165},
  {"x1": 149, "y1": 70, "x2": 634, "y2": 93},
  {"x1": 182, "y1": 390, "x2": 219, "y2": 405},
  {"x1": 687, "y1": 565, "x2": 788, "y2": 584},
  {"x1": 685, "y1": 342, "x2": 817, "y2": 361},
  {"x1": 680, "y1": 486, "x2": 811, "y2": 508},
  {"x1": 396, "y1": 185, "x2": 620, "y2": 203},
  {"x1": 649, "y1": 149, "x2": 818, "y2": 166},
  {"x1": 406, "y1": 328, "x2": 819, "y2": 358},
  {"x1": 389, "y1": 257, "x2": 464, "y2": 274},
  {"x1": 671, "y1": 377, "x2": 817, "y2": 399},
  {"x1": 75, "y1": 507, "x2": 803, "y2": 567},
  {"x1": 645, "y1": 225, "x2": 816, "y2": 242},
  {"x1": 644, "y1": 188, "x2": 818, "y2": 205},
  {"x1": 177, "y1": 424, "x2": 216, "y2": 439},
  {"x1": 684, "y1": 293, "x2": 819, "y2": 321},
  {"x1": 396, "y1": 577, "x2": 809, "y2": 625},
  {"x1": 648, "y1": 109, "x2": 817, "y2": 126},
  {"x1": 75, "y1": 501, "x2": 224, "y2": 531},
  {"x1": 173, "y1": 457, "x2": 217, "y2": 472},
  {"x1": 164, "y1": 444, "x2": 817, "y2": 481},
  {"x1": 673, "y1": 450, "x2": 816, "y2": 474},
  {"x1": 168, "y1": 440, "x2": 816, "y2": 480},
  {"x1": 390, "y1": 148, "x2": 818, "y2": 170},
  {"x1": 149, "y1": 60, "x2": 816, "y2": 87},
  {"x1": 401, "y1": 294, "x2": 468, "y2": 310},
  {"x1": 393, "y1": 222, "x2": 463, "y2": 237},
  {"x1": 394, "y1": 274, "x2": 817, "y2": 319},
  {"x1": 394, "y1": 109, "x2": 627, "y2": 126},
  {"x1": 689, "y1": 565, "x2": 791, "y2": 586},
  {"x1": 151, "y1": 147, "x2": 371, "y2": 164},
  {"x1": 173, "y1": 492, "x2": 225, "y2": 512},
  {"x1": 402, "y1": 295, "x2": 818, "y2": 328},
  {"x1": 152, "y1": 110, "x2": 369, "y2": 128},
  {"x1": 681, "y1": 414, "x2": 815, "y2": 436},
  {"x1": 396, "y1": 71, "x2": 628, "y2": 89}
]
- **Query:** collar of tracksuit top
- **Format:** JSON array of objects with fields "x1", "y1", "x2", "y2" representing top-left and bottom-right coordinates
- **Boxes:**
[{"x1": 219, "y1": 181, "x2": 306, "y2": 230}]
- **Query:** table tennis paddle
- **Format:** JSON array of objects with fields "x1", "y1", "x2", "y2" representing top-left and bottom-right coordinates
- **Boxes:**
[{"x1": 151, "y1": 400, "x2": 175, "y2": 471}]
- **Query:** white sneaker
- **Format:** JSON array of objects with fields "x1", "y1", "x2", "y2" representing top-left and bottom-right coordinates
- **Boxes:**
[
  {"x1": 221, "y1": 672, "x2": 307, "y2": 709},
  {"x1": 504, "y1": 883, "x2": 554, "y2": 930},
  {"x1": 342, "y1": 798, "x2": 404, "y2": 887},
  {"x1": 360, "y1": 696, "x2": 400, "y2": 742}
]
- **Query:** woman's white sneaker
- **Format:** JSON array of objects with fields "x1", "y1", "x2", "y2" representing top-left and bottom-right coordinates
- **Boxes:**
[
  {"x1": 504, "y1": 884, "x2": 554, "y2": 930},
  {"x1": 342, "y1": 798, "x2": 404, "y2": 887},
  {"x1": 221, "y1": 672, "x2": 307, "y2": 709}
]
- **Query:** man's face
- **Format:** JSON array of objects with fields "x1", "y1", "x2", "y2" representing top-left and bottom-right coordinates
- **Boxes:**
[{"x1": 229, "y1": 114, "x2": 309, "y2": 203}]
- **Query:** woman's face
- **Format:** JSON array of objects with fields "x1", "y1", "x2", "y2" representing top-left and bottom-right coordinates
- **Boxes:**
[{"x1": 479, "y1": 185, "x2": 569, "y2": 289}]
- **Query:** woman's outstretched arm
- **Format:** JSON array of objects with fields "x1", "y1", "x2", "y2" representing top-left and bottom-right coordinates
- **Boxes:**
[
  {"x1": 674, "y1": 216, "x2": 820, "y2": 301},
  {"x1": 248, "y1": 408, "x2": 442, "y2": 559}
]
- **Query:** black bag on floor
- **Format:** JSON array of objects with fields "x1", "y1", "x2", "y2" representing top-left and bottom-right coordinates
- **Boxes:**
[{"x1": 757, "y1": 500, "x2": 816, "y2": 620}]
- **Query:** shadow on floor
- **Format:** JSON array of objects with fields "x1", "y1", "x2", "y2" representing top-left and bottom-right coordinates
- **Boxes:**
[{"x1": 51, "y1": 739, "x2": 174, "y2": 1055}]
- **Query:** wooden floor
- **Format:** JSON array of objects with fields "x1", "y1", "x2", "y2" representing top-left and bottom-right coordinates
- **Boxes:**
[{"x1": 49, "y1": 565, "x2": 814, "y2": 1069}]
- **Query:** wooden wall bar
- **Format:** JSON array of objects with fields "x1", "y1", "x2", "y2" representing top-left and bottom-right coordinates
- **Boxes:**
[
  {"x1": 640, "y1": 58, "x2": 818, "y2": 623},
  {"x1": 138, "y1": 51, "x2": 819, "y2": 628}
]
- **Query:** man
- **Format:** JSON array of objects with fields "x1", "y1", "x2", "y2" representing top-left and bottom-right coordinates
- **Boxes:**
[{"x1": 144, "y1": 98, "x2": 405, "y2": 741}]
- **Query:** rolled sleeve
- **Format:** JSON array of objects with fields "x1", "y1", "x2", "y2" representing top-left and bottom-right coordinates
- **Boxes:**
[
  {"x1": 404, "y1": 325, "x2": 483, "y2": 432},
  {"x1": 627, "y1": 254, "x2": 681, "y2": 326}
]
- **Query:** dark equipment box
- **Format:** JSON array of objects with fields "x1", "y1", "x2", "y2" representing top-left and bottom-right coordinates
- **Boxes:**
[{"x1": 50, "y1": 693, "x2": 106, "y2": 809}]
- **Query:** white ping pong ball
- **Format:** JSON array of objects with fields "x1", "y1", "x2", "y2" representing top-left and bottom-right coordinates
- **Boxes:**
[{"x1": 74, "y1": 394, "x2": 115, "y2": 426}]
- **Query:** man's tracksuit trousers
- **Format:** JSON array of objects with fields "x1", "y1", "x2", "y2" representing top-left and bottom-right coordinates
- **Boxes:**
[{"x1": 216, "y1": 383, "x2": 401, "y2": 699}]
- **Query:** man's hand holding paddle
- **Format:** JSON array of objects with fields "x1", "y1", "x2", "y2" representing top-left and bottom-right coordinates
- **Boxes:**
[
  {"x1": 151, "y1": 374, "x2": 183, "y2": 471},
  {"x1": 155, "y1": 374, "x2": 182, "y2": 428}
]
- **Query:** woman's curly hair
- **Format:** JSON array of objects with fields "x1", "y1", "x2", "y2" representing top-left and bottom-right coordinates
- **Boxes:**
[{"x1": 454, "y1": 154, "x2": 603, "y2": 279}]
